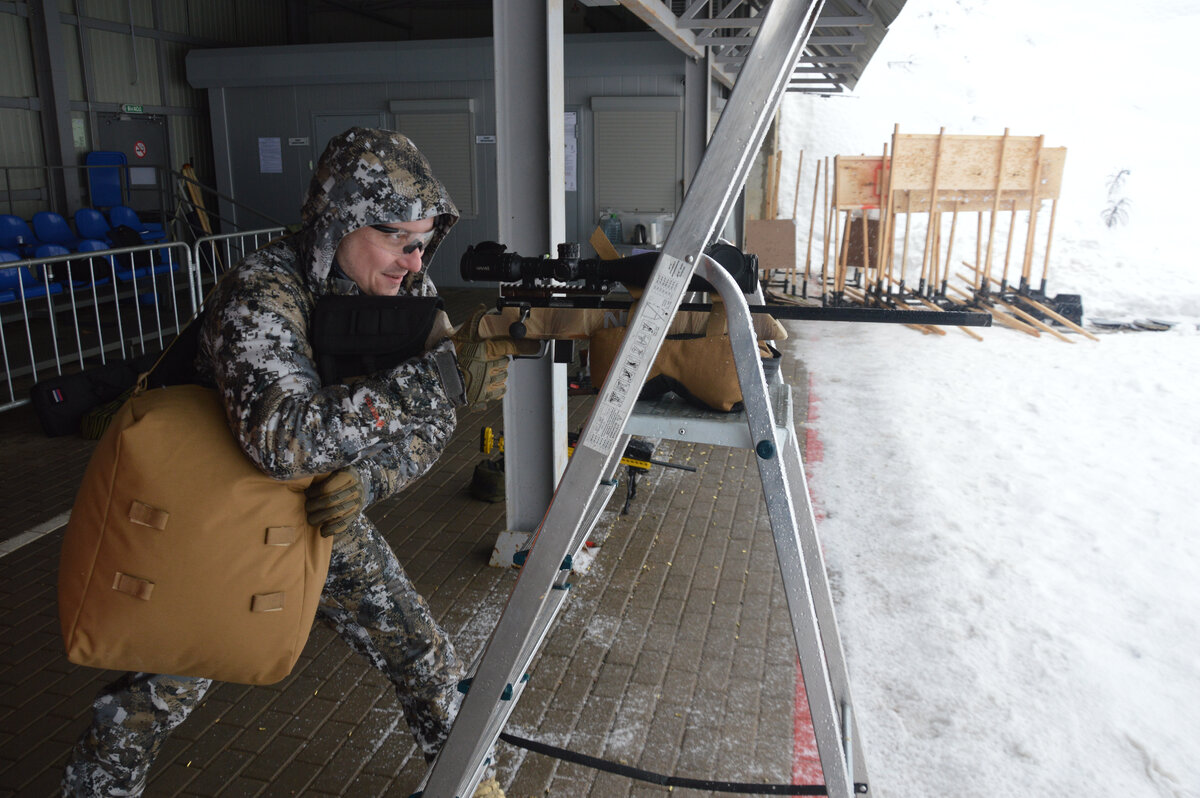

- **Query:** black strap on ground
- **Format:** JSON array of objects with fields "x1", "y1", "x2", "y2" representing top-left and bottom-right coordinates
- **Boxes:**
[{"x1": 499, "y1": 732, "x2": 868, "y2": 795}]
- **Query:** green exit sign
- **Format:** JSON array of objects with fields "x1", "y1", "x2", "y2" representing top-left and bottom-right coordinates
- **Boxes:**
[{"x1": 121, "y1": 104, "x2": 144, "y2": 114}]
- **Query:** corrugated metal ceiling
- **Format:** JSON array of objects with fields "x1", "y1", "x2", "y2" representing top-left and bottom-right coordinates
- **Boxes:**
[
  {"x1": 616, "y1": 0, "x2": 908, "y2": 93},
  {"x1": 307, "y1": 0, "x2": 908, "y2": 94}
]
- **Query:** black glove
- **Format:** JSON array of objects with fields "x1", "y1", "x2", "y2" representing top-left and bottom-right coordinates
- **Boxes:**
[{"x1": 305, "y1": 467, "x2": 365, "y2": 537}]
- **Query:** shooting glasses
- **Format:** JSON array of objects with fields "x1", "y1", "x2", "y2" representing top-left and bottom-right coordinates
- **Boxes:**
[{"x1": 369, "y1": 224, "x2": 435, "y2": 255}]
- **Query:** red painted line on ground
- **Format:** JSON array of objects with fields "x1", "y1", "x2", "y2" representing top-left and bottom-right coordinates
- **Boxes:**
[
  {"x1": 803, "y1": 373, "x2": 824, "y2": 520},
  {"x1": 794, "y1": 371, "x2": 825, "y2": 787}
]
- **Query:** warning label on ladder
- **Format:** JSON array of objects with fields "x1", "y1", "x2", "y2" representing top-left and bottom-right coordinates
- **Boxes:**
[{"x1": 582, "y1": 253, "x2": 692, "y2": 455}]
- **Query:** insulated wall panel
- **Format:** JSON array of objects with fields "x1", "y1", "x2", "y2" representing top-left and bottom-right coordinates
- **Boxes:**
[
  {"x1": 170, "y1": 113, "x2": 213, "y2": 182},
  {"x1": 83, "y1": 0, "x2": 154, "y2": 27},
  {"x1": 0, "y1": 108, "x2": 47, "y2": 217},
  {"x1": 87, "y1": 28, "x2": 161, "y2": 106},
  {"x1": 188, "y1": 0, "x2": 238, "y2": 43},
  {"x1": 0, "y1": 13, "x2": 36, "y2": 98}
]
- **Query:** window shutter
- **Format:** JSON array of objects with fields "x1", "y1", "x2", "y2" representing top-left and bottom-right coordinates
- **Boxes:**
[
  {"x1": 390, "y1": 100, "x2": 477, "y2": 217},
  {"x1": 592, "y1": 97, "x2": 682, "y2": 214}
]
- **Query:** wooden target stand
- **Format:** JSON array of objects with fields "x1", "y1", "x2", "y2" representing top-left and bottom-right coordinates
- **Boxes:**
[{"x1": 794, "y1": 128, "x2": 1090, "y2": 342}]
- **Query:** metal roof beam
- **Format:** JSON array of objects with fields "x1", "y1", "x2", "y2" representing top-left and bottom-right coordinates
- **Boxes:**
[
  {"x1": 697, "y1": 30, "x2": 869, "y2": 45},
  {"x1": 814, "y1": 0, "x2": 874, "y2": 27},
  {"x1": 619, "y1": 0, "x2": 705, "y2": 60},
  {"x1": 623, "y1": 0, "x2": 894, "y2": 94},
  {"x1": 799, "y1": 54, "x2": 860, "y2": 63},
  {"x1": 808, "y1": 31, "x2": 866, "y2": 44}
]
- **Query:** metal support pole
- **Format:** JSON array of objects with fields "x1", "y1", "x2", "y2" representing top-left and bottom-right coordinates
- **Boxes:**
[
  {"x1": 28, "y1": 0, "x2": 82, "y2": 213},
  {"x1": 495, "y1": 0, "x2": 570, "y2": 534}
]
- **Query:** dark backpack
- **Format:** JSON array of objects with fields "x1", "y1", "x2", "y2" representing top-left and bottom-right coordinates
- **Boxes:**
[{"x1": 107, "y1": 224, "x2": 154, "y2": 271}]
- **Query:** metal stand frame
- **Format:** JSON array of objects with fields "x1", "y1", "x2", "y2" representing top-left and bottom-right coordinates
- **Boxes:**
[{"x1": 419, "y1": 1, "x2": 874, "y2": 795}]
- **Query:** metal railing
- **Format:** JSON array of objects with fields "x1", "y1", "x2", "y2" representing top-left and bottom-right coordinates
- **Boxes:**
[
  {"x1": 169, "y1": 168, "x2": 289, "y2": 243},
  {"x1": 190, "y1": 227, "x2": 287, "y2": 306},
  {"x1": 0, "y1": 228, "x2": 285, "y2": 412}
]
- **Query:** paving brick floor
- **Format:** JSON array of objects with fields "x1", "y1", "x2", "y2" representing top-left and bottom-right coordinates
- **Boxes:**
[{"x1": 0, "y1": 291, "x2": 817, "y2": 797}]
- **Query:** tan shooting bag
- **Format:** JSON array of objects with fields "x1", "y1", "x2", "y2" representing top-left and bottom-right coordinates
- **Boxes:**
[
  {"x1": 58, "y1": 384, "x2": 332, "y2": 685},
  {"x1": 588, "y1": 302, "x2": 784, "y2": 412}
]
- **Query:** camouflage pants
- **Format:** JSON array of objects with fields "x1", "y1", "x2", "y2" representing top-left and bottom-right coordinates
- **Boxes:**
[{"x1": 62, "y1": 517, "x2": 467, "y2": 796}]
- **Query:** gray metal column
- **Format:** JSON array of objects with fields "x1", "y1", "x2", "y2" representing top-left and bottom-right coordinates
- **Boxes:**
[
  {"x1": 683, "y1": 49, "x2": 712, "y2": 192},
  {"x1": 495, "y1": 0, "x2": 569, "y2": 535},
  {"x1": 28, "y1": 0, "x2": 82, "y2": 213},
  {"x1": 206, "y1": 87, "x2": 238, "y2": 230}
]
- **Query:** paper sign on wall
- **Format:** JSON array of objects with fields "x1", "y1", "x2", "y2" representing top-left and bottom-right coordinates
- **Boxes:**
[
  {"x1": 258, "y1": 137, "x2": 283, "y2": 174},
  {"x1": 565, "y1": 112, "x2": 578, "y2": 192}
]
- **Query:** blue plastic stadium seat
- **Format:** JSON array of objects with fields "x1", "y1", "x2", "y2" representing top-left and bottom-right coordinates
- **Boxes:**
[
  {"x1": 74, "y1": 208, "x2": 113, "y2": 241},
  {"x1": 86, "y1": 150, "x2": 128, "y2": 210},
  {"x1": 32, "y1": 211, "x2": 81, "y2": 250},
  {"x1": 0, "y1": 215, "x2": 41, "y2": 257},
  {"x1": 0, "y1": 247, "x2": 63, "y2": 302},
  {"x1": 0, "y1": 250, "x2": 16, "y2": 304}
]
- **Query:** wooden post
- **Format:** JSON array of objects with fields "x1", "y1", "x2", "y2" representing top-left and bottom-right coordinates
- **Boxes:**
[
  {"x1": 787, "y1": 151, "x2": 802, "y2": 289},
  {"x1": 1038, "y1": 197, "x2": 1059, "y2": 293},
  {"x1": 898, "y1": 191, "x2": 913, "y2": 293},
  {"x1": 774, "y1": 150, "x2": 784, "y2": 219},
  {"x1": 836, "y1": 209, "x2": 850, "y2": 296},
  {"x1": 768, "y1": 150, "x2": 777, "y2": 219},
  {"x1": 983, "y1": 128, "x2": 1010, "y2": 290},
  {"x1": 766, "y1": 150, "x2": 783, "y2": 220},
  {"x1": 919, "y1": 127, "x2": 946, "y2": 296},
  {"x1": 1001, "y1": 200, "x2": 1018, "y2": 290},
  {"x1": 974, "y1": 211, "x2": 984, "y2": 291},
  {"x1": 876, "y1": 143, "x2": 892, "y2": 298},
  {"x1": 833, "y1": 154, "x2": 851, "y2": 299},
  {"x1": 1020, "y1": 135, "x2": 1045, "y2": 291},
  {"x1": 941, "y1": 201, "x2": 959, "y2": 296},
  {"x1": 792, "y1": 151, "x2": 804, "y2": 218},
  {"x1": 803, "y1": 159, "x2": 821, "y2": 298},
  {"x1": 886, "y1": 125, "x2": 901, "y2": 298},
  {"x1": 861, "y1": 211, "x2": 872, "y2": 295},
  {"x1": 930, "y1": 207, "x2": 942, "y2": 296},
  {"x1": 822, "y1": 156, "x2": 831, "y2": 305}
]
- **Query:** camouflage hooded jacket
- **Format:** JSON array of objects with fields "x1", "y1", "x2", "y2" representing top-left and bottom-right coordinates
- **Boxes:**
[{"x1": 197, "y1": 127, "x2": 461, "y2": 506}]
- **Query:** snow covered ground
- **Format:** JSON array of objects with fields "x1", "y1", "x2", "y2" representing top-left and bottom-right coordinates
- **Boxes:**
[{"x1": 772, "y1": 1, "x2": 1200, "y2": 795}]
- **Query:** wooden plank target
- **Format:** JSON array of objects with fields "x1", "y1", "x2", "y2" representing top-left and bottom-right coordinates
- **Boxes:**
[{"x1": 890, "y1": 133, "x2": 1064, "y2": 199}]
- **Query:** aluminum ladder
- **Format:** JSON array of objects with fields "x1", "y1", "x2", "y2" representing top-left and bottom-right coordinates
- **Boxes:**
[{"x1": 420, "y1": 0, "x2": 870, "y2": 794}]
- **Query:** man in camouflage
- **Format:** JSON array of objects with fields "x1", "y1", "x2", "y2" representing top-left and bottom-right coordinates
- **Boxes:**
[{"x1": 63, "y1": 127, "x2": 506, "y2": 797}]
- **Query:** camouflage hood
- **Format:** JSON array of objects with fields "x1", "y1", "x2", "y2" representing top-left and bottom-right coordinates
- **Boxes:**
[{"x1": 299, "y1": 127, "x2": 459, "y2": 294}]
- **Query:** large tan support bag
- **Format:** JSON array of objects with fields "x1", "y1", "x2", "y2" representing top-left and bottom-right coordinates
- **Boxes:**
[
  {"x1": 58, "y1": 384, "x2": 332, "y2": 685},
  {"x1": 588, "y1": 303, "x2": 784, "y2": 413}
]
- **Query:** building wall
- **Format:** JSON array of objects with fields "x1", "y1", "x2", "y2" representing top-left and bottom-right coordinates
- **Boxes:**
[
  {"x1": 187, "y1": 33, "x2": 688, "y2": 287},
  {"x1": 0, "y1": 0, "x2": 289, "y2": 219}
]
